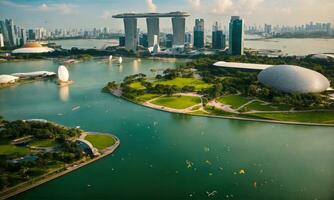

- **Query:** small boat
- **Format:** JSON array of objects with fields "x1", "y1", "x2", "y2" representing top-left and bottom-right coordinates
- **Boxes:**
[
  {"x1": 109, "y1": 55, "x2": 113, "y2": 62},
  {"x1": 118, "y1": 57, "x2": 123, "y2": 64}
]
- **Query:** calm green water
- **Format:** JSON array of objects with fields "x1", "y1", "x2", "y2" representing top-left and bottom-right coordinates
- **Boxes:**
[{"x1": 0, "y1": 58, "x2": 333, "y2": 200}]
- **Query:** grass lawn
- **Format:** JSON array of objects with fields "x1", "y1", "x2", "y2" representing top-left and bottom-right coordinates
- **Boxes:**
[
  {"x1": 153, "y1": 77, "x2": 212, "y2": 91},
  {"x1": 217, "y1": 95, "x2": 250, "y2": 109},
  {"x1": 135, "y1": 94, "x2": 160, "y2": 103},
  {"x1": 0, "y1": 144, "x2": 30, "y2": 156},
  {"x1": 85, "y1": 134, "x2": 116, "y2": 150},
  {"x1": 129, "y1": 82, "x2": 146, "y2": 90},
  {"x1": 245, "y1": 111, "x2": 334, "y2": 124},
  {"x1": 151, "y1": 95, "x2": 201, "y2": 109},
  {"x1": 29, "y1": 139, "x2": 57, "y2": 147},
  {"x1": 241, "y1": 101, "x2": 292, "y2": 112}
]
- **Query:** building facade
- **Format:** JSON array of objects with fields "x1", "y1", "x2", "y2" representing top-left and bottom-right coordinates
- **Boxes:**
[
  {"x1": 212, "y1": 22, "x2": 226, "y2": 49},
  {"x1": 193, "y1": 19, "x2": 204, "y2": 48},
  {"x1": 229, "y1": 16, "x2": 244, "y2": 55}
]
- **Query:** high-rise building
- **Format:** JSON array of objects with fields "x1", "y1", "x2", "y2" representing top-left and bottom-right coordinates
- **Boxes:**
[
  {"x1": 0, "y1": 20, "x2": 10, "y2": 47},
  {"x1": 229, "y1": 16, "x2": 244, "y2": 55},
  {"x1": 0, "y1": 33, "x2": 4, "y2": 48},
  {"x1": 139, "y1": 33, "x2": 148, "y2": 48},
  {"x1": 5, "y1": 19, "x2": 17, "y2": 47},
  {"x1": 20, "y1": 28, "x2": 27, "y2": 46},
  {"x1": 193, "y1": 19, "x2": 204, "y2": 48},
  {"x1": 184, "y1": 32, "x2": 192, "y2": 45},
  {"x1": 119, "y1": 36, "x2": 126, "y2": 47},
  {"x1": 146, "y1": 17, "x2": 159, "y2": 48},
  {"x1": 123, "y1": 18, "x2": 138, "y2": 52},
  {"x1": 212, "y1": 22, "x2": 226, "y2": 49},
  {"x1": 172, "y1": 17, "x2": 186, "y2": 47},
  {"x1": 28, "y1": 29, "x2": 36, "y2": 40},
  {"x1": 165, "y1": 33, "x2": 173, "y2": 48},
  {"x1": 264, "y1": 24, "x2": 272, "y2": 35}
]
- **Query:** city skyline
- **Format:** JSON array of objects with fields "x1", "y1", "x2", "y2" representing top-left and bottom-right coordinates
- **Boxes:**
[{"x1": 0, "y1": 0, "x2": 333, "y2": 31}]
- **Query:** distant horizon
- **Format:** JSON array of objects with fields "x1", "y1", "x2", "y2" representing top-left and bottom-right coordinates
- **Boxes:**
[{"x1": 0, "y1": 0, "x2": 333, "y2": 31}]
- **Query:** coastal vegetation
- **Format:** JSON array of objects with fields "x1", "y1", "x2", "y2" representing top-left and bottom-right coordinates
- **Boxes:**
[
  {"x1": 104, "y1": 53, "x2": 334, "y2": 125},
  {"x1": 0, "y1": 118, "x2": 119, "y2": 197}
]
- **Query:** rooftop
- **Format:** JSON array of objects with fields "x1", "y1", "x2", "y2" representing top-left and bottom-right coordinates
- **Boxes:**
[
  {"x1": 213, "y1": 61, "x2": 273, "y2": 70},
  {"x1": 112, "y1": 12, "x2": 190, "y2": 18}
]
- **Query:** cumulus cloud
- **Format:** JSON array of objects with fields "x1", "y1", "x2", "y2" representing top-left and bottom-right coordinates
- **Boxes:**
[
  {"x1": 188, "y1": 0, "x2": 201, "y2": 8},
  {"x1": 146, "y1": 0, "x2": 157, "y2": 12},
  {"x1": 240, "y1": 0, "x2": 264, "y2": 9},
  {"x1": 211, "y1": 0, "x2": 234, "y2": 14}
]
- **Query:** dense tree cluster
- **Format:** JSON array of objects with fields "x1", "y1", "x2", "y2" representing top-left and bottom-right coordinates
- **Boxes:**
[
  {"x1": 0, "y1": 120, "x2": 81, "y2": 141},
  {"x1": 0, "y1": 119, "x2": 85, "y2": 190}
]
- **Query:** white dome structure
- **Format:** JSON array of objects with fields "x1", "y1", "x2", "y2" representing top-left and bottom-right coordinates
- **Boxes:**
[
  {"x1": 58, "y1": 65, "x2": 69, "y2": 82},
  {"x1": 0, "y1": 75, "x2": 19, "y2": 84},
  {"x1": 12, "y1": 42, "x2": 54, "y2": 54},
  {"x1": 258, "y1": 65, "x2": 330, "y2": 93},
  {"x1": 311, "y1": 54, "x2": 334, "y2": 60}
]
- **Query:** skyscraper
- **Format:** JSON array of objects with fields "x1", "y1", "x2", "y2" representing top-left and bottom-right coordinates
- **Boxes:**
[
  {"x1": 28, "y1": 29, "x2": 36, "y2": 40},
  {"x1": 20, "y1": 28, "x2": 27, "y2": 46},
  {"x1": 119, "y1": 36, "x2": 126, "y2": 47},
  {"x1": 5, "y1": 19, "x2": 17, "y2": 47},
  {"x1": 212, "y1": 22, "x2": 226, "y2": 49},
  {"x1": 229, "y1": 16, "x2": 244, "y2": 55},
  {"x1": 0, "y1": 20, "x2": 10, "y2": 47},
  {"x1": 172, "y1": 17, "x2": 186, "y2": 47},
  {"x1": 139, "y1": 33, "x2": 148, "y2": 48},
  {"x1": 193, "y1": 19, "x2": 204, "y2": 48},
  {"x1": 184, "y1": 32, "x2": 192, "y2": 45},
  {"x1": 264, "y1": 24, "x2": 272, "y2": 35},
  {"x1": 0, "y1": 33, "x2": 4, "y2": 48}
]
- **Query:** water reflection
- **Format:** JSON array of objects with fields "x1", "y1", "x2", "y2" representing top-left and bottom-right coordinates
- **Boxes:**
[
  {"x1": 59, "y1": 85, "x2": 69, "y2": 102},
  {"x1": 118, "y1": 64, "x2": 123, "y2": 73},
  {"x1": 133, "y1": 60, "x2": 139, "y2": 73}
]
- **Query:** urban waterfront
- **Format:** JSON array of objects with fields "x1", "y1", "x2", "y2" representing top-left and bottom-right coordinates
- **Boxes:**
[
  {"x1": 50, "y1": 37, "x2": 334, "y2": 56},
  {"x1": 0, "y1": 58, "x2": 333, "y2": 199},
  {"x1": 245, "y1": 37, "x2": 334, "y2": 56}
]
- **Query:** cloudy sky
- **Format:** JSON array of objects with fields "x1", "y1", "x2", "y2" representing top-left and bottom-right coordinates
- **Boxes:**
[{"x1": 0, "y1": 0, "x2": 333, "y2": 31}]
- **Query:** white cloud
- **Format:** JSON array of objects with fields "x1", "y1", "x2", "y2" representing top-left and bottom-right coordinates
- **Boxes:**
[
  {"x1": 101, "y1": 11, "x2": 113, "y2": 20},
  {"x1": 240, "y1": 0, "x2": 264, "y2": 9},
  {"x1": 211, "y1": 0, "x2": 233, "y2": 14},
  {"x1": 188, "y1": 0, "x2": 201, "y2": 8},
  {"x1": 146, "y1": 0, "x2": 157, "y2": 12}
]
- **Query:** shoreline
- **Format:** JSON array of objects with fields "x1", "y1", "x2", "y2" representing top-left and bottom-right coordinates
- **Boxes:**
[
  {"x1": 109, "y1": 91, "x2": 334, "y2": 127},
  {"x1": 0, "y1": 133, "x2": 120, "y2": 200}
]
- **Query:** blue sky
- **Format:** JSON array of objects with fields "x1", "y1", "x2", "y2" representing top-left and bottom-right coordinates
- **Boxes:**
[{"x1": 0, "y1": 0, "x2": 333, "y2": 31}]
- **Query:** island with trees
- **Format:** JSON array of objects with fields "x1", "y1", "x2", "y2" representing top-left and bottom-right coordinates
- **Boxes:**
[
  {"x1": 103, "y1": 53, "x2": 334, "y2": 125},
  {"x1": 0, "y1": 117, "x2": 120, "y2": 199}
]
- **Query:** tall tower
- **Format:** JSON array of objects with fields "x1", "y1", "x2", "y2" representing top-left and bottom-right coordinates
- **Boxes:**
[
  {"x1": 172, "y1": 17, "x2": 186, "y2": 47},
  {"x1": 212, "y1": 22, "x2": 226, "y2": 49},
  {"x1": 146, "y1": 17, "x2": 159, "y2": 48},
  {"x1": 193, "y1": 19, "x2": 204, "y2": 48},
  {"x1": 229, "y1": 16, "x2": 244, "y2": 55},
  {"x1": 5, "y1": 19, "x2": 17, "y2": 47},
  {"x1": 0, "y1": 20, "x2": 10, "y2": 47},
  {"x1": 123, "y1": 18, "x2": 138, "y2": 52}
]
